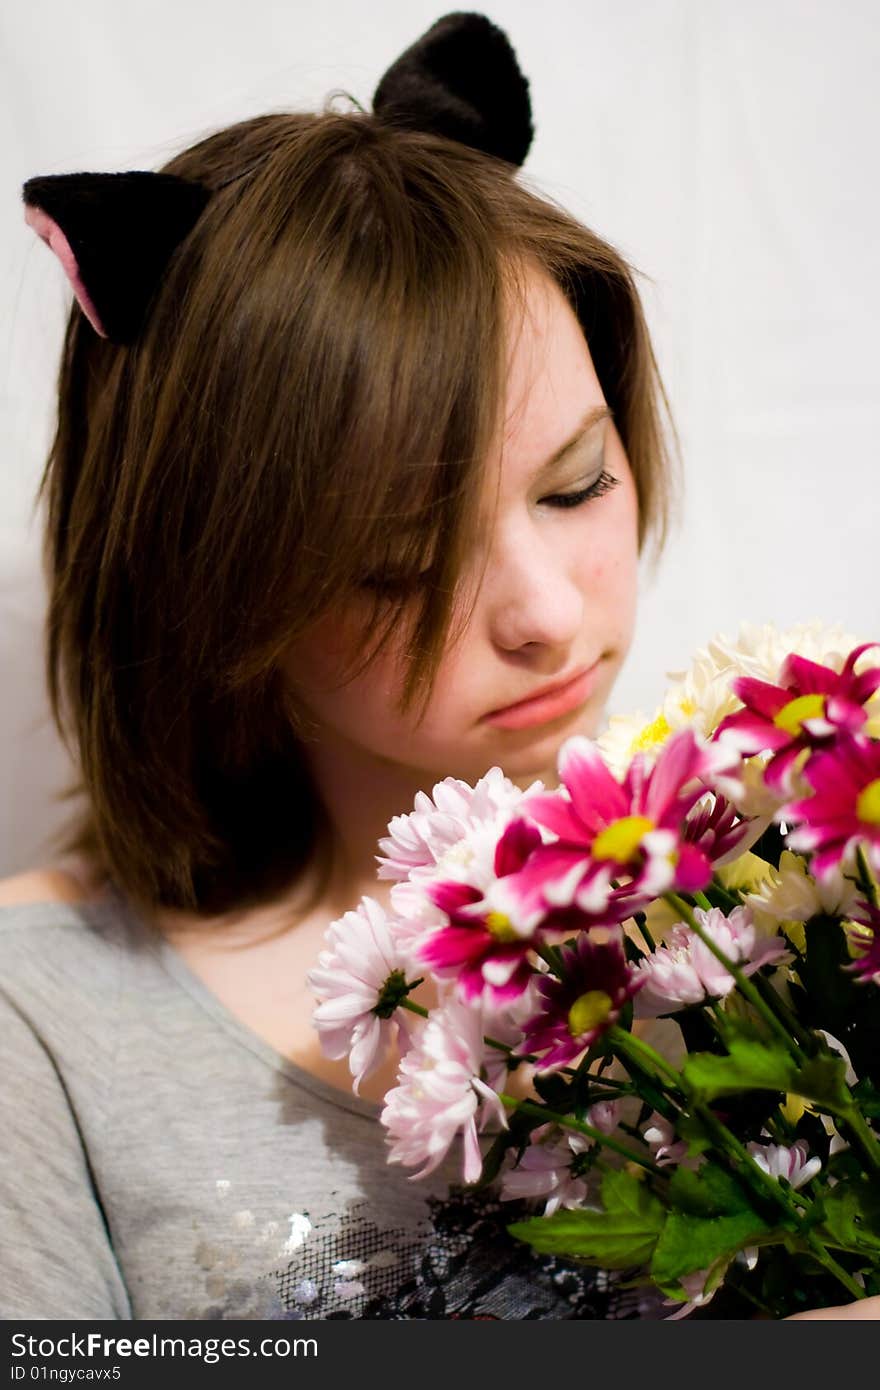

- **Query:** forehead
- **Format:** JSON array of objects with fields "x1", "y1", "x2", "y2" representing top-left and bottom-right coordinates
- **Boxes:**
[{"x1": 485, "y1": 265, "x2": 609, "y2": 497}]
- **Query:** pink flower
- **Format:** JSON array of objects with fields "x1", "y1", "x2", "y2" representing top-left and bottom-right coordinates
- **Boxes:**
[
  {"x1": 415, "y1": 816, "x2": 549, "y2": 1004},
  {"x1": 746, "y1": 1139, "x2": 821, "y2": 1189},
  {"x1": 380, "y1": 996, "x2": 510, "y2": 1183},
  {"x1": 643, "y1": 1112, "x2": 689, "y2": 1167},
  {"x1": 375, "y1": 767, "x2": 542, "y2": 881},
  {"x1": 845, "y1": 901, "x2": 880, "y2": 986},
  {"x1": 784, "y1": 734, "x2": 880, "y2": 880},
  {"x1": 514, "y1": 731, "x2": 742, "y2": 926},
  {"x1": 633, "y1": 906, "x2": 789, "y2": 1017},
  {"x1": 499, "y1": 1124, "x2": 596, "y2": 1215},
  {"x1": 307, "y1": 896, "x2": 417, "y2": 1094},
  {"x1": 715, "y1": 643, "x2": 880, "y2": 795},
  {"x1": 521, "y1": 933, "x2": 643, "y2": 1071}
]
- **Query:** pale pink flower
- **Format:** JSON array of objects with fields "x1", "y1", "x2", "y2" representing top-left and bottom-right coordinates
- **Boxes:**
[
  {"x1": 375, "y1": 767, "x2": 543, "y2": 881},
  {"x1": 380, "y1": 996, "x2": 510, "y2": 1183},
  {"x1": 747, "y1": 1139, "x2": 822, "y2": 1189},
  {"x1": 307, "y1": 896, "x2": 416, "y2": 1094},
  {"x1": 643, "y1": 1112, "x2": 689, "y2": 1167},
  {"x1": 633, "y1": 906, "x2": 789, "y2": 1016},
  {"x1": 499, "y1": 1123, "x2": 597, "y2": 1215},
  {"x1": 663, "y1": 1266, "x2": 721, "y2": 1319}
]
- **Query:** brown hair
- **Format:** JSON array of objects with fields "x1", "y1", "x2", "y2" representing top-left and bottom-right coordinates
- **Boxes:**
[{"x1": 39, "y1": 105, "x2": 677, "y2": 921}]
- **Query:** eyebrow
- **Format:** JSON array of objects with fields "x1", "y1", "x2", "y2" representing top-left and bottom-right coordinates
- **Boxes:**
[{"x1": 537, "y1": 403, "x2": 612, "y2": 475}]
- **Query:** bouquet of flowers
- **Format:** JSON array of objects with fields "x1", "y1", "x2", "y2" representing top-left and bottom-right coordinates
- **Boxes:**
[{"x1": 308, "y1": 622, "x2": 880, "y2": 1319}]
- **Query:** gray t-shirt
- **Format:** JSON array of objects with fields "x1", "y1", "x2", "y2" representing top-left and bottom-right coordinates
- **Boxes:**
[{"x1": 0, "y1": 886, "x2": 637, "y2": 1321}]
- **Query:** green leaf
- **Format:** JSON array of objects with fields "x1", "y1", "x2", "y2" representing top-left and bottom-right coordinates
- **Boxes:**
[
  {"x1": 651, "y1": 1207, "x2": 772, "y2": 1285},
  {"x1": 820, "y1": 1182, "x2": 880, "y2": 1255},
  {"x1": 675, "y1": 1112, "x2": 713, "y2": 1158},
  {"x1": 667, "y1": 1161, "x2": 753, "y2": 1218},
  {"x1": 506, "y1": 1168, "x2": 665, "y2": 1270},
  {"x1": 791, "y1": 1053, "x2": 850, "y2": 1111},
  {"x1": 682, "y1": 1039, "x2": 796, "y2": 1101},
  {"x1": 681, "y1": 1038, "x2": 851, "y2": 1112},
  {"x1": 851, "y1": 1077, "x2": 880, "y2": 1119}
]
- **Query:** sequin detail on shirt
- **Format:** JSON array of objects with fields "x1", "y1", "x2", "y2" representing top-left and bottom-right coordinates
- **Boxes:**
[{"x1": 262, "y1": 1187, "x2": 643, "y2": 1320}]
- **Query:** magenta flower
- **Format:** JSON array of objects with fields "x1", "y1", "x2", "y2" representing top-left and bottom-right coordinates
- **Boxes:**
[
  {"x1": 521, "y1": 933, "x2": 644, "y2": 1071},
  {"x1": 715, "y1": 642, "x2": 880, "y2": 795},
  {"x1": 513, "y1": 730, "x2": 741, "y2": 924},
  {"x1": 415, "y1": 816, "x2": 548, "y2": 1004},
  {"x1": 784, "y1": 734, "x2": 880, "y2": 880}
]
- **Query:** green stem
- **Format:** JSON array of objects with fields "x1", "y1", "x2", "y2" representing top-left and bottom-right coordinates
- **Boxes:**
[
  {"x1": 399, "y1": 998, "x2": 429, "y2": 1018},
  {"x1": 856, "y1": 844, "x2": 880, "y2": 911},
  {"x1": 498, "y1": 1095, "x2": 664, "y2": 1176},
  {"x1": 609, "y1": 1029, "x2": 865, "y2": 1302},
  {"x1": 749, "y1": 972, "x2": 815, "y2": 1051},
  {"x1": 608, "y1": 1024, "x2": 682, "y2": 1088},
  {"x1": 664, "y1": 892, "x2": 803, "y2": 1059}
]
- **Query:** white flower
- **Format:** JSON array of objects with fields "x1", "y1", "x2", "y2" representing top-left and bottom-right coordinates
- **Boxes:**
[
  {"x1": 306, "y1": 896, "x2": 415, "y2": 1094},
  {"x1": 380, "y1": 996, "x2": 510, "y2": 1183},
  {"x1": 634, "y1": 906, "x2": 789, "y2": 1016},
  {"x1": 703, "y1": 620, "x2": 868, "y2": 685},
  {"x1": 746, "y1": 850, "x2": 860, "y2": 923},
  {"x1": 376, "y1": 766, "x2": 542, "y2": 882},
  {"x1": 747, "y1": 1139, "x2": 821, "y2": 1189}
]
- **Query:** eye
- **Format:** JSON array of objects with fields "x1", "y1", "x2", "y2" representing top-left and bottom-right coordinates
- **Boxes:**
[{"x1": 540, "y1": 469, "x2": 620, "y2": 510}]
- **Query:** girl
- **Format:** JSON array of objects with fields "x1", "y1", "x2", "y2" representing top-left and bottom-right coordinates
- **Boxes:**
[{"x1": 2, "y1": 12, "x2": 868, "y2": 1321}]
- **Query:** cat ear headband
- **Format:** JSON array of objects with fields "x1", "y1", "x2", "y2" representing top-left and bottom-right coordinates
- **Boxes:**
[{"x1": 23, "y1": 11, "x2": 533, "y2": 345}]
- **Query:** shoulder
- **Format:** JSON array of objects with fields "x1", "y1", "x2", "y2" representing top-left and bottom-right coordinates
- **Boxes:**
[
  {"x1": 0, "y1": 865, "x2": 94, "y2": 908},
  {"x1": 0, "y1": 863, "x2": 128, "y2": 1008}
]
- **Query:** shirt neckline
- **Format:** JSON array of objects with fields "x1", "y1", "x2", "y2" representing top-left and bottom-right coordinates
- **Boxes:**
[{"x1": 102, "y1": 882, "x2": 383, "y2": 1124}]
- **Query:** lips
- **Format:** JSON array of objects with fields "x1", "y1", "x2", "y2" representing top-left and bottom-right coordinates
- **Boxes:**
[{"x1": 483, "y1": 662, "x2": 602, "y2": 732}]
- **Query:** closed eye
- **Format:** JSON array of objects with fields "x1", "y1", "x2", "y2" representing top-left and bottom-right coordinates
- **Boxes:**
[{"x1": 539, "y1": 469, "x2": 620, "y2": 510}]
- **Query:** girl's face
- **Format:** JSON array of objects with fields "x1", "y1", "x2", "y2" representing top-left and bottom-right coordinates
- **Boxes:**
[{"x1": 282, "y1": 265, "x2": 640, "y2": 789}]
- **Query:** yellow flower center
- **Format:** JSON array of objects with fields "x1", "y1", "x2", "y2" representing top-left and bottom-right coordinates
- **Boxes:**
[
  {"x1": 593, "y1": 814, "x2": 655, "y2": 864},
  {"x1": 856, "y1": 779, "x2": 880, "y2": 828},
  {"x1": 568, "y1": 990, "x2": 613, "y2": 1037},
  {"x1": 631, "y1": 712, "x2": 672, "y2": 754},
  {"x1": 773, "y1": 693, "x2": 826, "y2": 737},
  {"x1": 485, "y1": 910, "x2": 519, "y2": 943}
]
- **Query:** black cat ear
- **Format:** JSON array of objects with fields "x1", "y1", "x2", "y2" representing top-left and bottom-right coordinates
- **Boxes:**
[
  {"x1": 23, "y1": 170, "x2": 210, "y2": 344},
  {"x1": 372, "y1": 11, "x2": 534, "y2": 168}
]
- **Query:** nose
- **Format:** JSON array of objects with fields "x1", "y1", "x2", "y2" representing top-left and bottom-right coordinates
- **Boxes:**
[{"x1": 483, "y1": 528, "x2": 585, "y2": 656}]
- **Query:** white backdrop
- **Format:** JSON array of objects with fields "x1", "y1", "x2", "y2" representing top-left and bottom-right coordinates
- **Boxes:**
[{"x1": 1, "y1": 0, "x2": 878, "y2": 873}]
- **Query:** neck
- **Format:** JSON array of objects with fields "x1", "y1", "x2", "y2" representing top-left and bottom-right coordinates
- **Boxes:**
[{"x1": 301, "y1": 731, "x2": 557, "y2": 918}]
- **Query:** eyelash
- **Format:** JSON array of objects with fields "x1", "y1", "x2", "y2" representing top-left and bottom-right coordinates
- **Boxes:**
[{"x1": 540, "y1": 469, "x2": 619, "y2": 510}]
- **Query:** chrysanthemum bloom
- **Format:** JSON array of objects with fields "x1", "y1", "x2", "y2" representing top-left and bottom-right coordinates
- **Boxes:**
[
  {"x1": 307, "y1": 896, "x2": 418, "y2": 1094},
  {"x1": 414, "y1": 816, "x2": 552, "y2": 1003},
  {"x1": 499, "y1": 1123, "x2": 597, "y2": 1215},
  {"x1": 513, "y1": 731, "x2": 742, "y2": 926},
  {"x1": 715, "y1": 643, "x2": 880, "y2": 796},
  {"x1": 633, "y1": 906, "x2": 789, "y2": 1017},
  {"x1": 380, "y1": 996, "x2": 510, "y2": 1183},
  {"x1": 521, "y1": 933, "x2": 643, "y2": 1071},
  {"x1": 375, "y1": 766, "x2": 542, "y2": 882},
  {"x1": 746, "y1": 1139, "x2": 821, "y2": 1189},
  {"x1": 643, "y1": 1112, "x2": 689, "y2": 1167},
  {"x1": 784, "y1": 734, "x2": 880, "y2": 880},
  {"x1": 745, "y1": 848, "x2": 860, "y2": 924},
  {"x1": 844, "y1": 901, "x2": 880, "y2": 986}
]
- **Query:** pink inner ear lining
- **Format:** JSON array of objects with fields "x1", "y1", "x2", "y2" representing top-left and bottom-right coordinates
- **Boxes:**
[{"x1": 24, "y1": 203, "x2": 108, "y2": 338}]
